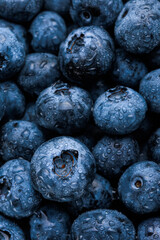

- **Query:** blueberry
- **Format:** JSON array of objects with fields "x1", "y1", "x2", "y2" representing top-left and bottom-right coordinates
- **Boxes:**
[
  {"x1": 93, "y1": 86, "x2": 147, "y2": 135},
  {"x1": 70, "y1": 0, "x2": 123, "y2": 29},
  {"x1": 31, "y1": 136, "x2": 96, "y2": 202},
  {"x1": 0, "y1": 0, "x2": 43, "y2": 23},
  {"x1": 22, "y1": 103, "x2": 37, "y2": 124},
  {"x1": 35, "y1": 81, "x2": 92, "y2": 134},
  {"x1": 29, "y1": 11, "x2": 67, "y2": 54},
  {"x1": 118, "y1": 161, "x2": 160, "y2": 214},
  {"x1": 30, "y1": 203, "x2": 71, "y2": 240},
  {"x1": 93, "y1": 136, "x2": 139, "y2": 182},
  {"x1": 0, "y1": 159, "x2": 42, "y2": 219},
  {"x1": 0, "y1": 27, "x2": 25, "y2": 81},
  {"x1": 115, "y1": 0, "x2": 160, "y2": 54},
  {"x1": 59, "y1": 26, "x2": 115, "y2": 83},
  {"x1": 0, "y1": 88, "x2": 5, "y2": 122},
  {"x1": 70, "y1": 209, "x2": 135, "y2": 240},
  {"x1": 112, "y1": 48, "x2": 148, "y2": 88},
  {"x1": 0, "y1": 19, "x2": 29, "y2": 53},
  {"x1": 147, "y1": 128, "x2": 160, "y2": 164},
  {"x1": 67, "y1": 174, "x2": 113, "y2": 216},
  {"x1": 44, "y1": 0, "x2": 70, "y2": 17},
  {"x1": 0, "y1": 214, "x2": 25, "y2": 239},
  {"x1": 0, "y1": 81, "x2": 25, "y2": 120},
  {"x1": 138, "y1": 218, "x2": 160, "y2": 240},
  {"x1": 0, "y1": 120, "x2": 45, "y2": 162},
  {"x1": 139, "y1": 69, "x2": 160, "y2": 114},
  {"x1": 18, "y1": 53, "x2": 61, "y2": 96}
]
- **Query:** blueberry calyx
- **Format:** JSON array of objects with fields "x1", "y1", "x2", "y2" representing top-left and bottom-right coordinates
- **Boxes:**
[
  {"x1": 0, "y1": 53, "x2": 8, "y2": 70},
  {"x1": 107, "y1": 86, "x2": 128, "y2": 101},
  {"x1": 67, "y1": 33, "x2": 84, "y2": 53},
  {"x1": 0, "y1": 176, "x2": 11, "y2": 198},
  {"x1": 132, "y1": 177, "x2": 143, "y2": 190},
  {"x1": 53, "y1": 150, "x2": 78, "y2": 177}
]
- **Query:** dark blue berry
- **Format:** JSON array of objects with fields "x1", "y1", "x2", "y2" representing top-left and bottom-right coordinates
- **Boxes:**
[
  {"x1": 31, "y1": 136, "x2": 96, "y2": 202},
  {"x1": 138, "y1": 218, "x2": 160, "y2": 240},
  {"x1": 0, "y1": 120, "x2": 45, "y2": 162},
  {"x1": 29, "y1": 11, "x2": 67, "y2": 54},
  {"x1": 0, "y1": 0, "x2": 43, "y2": 23},
  {"x1": 0, "y1": 214, "x2": 25, "y2": 239},
  {"x1": 115, "y1": 0, "x2": 160, "y2": 54},
  {"x1": 59, "y1": 26, "x2": 115, "y2": 83},
  {"x1": 112, "y1": 48, "x2": 148, "y2": 88},
  {"x1": 67, "y1": 174, "x2": 113, "y2": 216},
  {"x1": 118, "y1": 161, "x2": 160, "y2": 214},
  {"x1": 18, "y1": 53, "x2": 61, "y2": 96},
  {"x1": 35, "y1": 81, "x2": 92, "y2": 134},
  {"x1": 139, "y1": 69, "x2": 160, "y2": 114},
  {"x1": 30, "y1": 203, "x2": 71, "y2": 240},
  {"x1": 70, "y1": 209, "x2": 135, "y2": 240},
  {"x1": 93, "y1": 136, "x2": 139, "y2": 182},
  {"x1": 0, "y1": 27, "x2": 25, "y2": 81},
  {"x1": 0, "y1": 159, "x2": 42, "y2": 219},
  {"x1": 0, "y1": 81, "x2": 25, "y2": 120},
  {"x1": 70, "y1": 0, "x2": 123, "y2": 29},
  {"x1": 147, "y1": 128, "x2": 160, "y2": 164},
  {"x1": 93, "y1": 86, "x2": 147, "y2": 135}
]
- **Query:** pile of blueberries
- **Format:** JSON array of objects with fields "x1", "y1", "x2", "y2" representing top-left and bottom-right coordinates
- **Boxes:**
[{"x1": 0, "y1": 0, "x2": 160, "y2": 239}]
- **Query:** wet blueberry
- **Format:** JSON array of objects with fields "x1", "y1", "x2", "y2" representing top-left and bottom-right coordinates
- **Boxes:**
[
  {"x1": 0, "y1": 120, "x2": 45, "y2": 162},
  {"x1": 31, "y1": 136, "x2": 96, "y2": 202},
  {"x1": 118, "y1": 161, "x2": 160, "y2": 214},
  {"x1": 29, "y1": 11, "x2": 67, "y2": 54},
  {"x1": 138, "y1": 217, "x2": 160, "y2": 240},
  {"x1": 35, "y1": 81, "x2": 92, "y2": 134},
  {"x1": 30, "y1": 202, "x2": 71, "y2": 240},
  {"x1": 0, "y1": 159, "x2": 42, "y2": 219},
  {"x1": 70, "y1": 209, "x2": 135, "y2": 240},
  {"x1": 59, "y1": 26, "x2": 115, "y2": 84},
  {"x1": 70, "y1": 0, "x2": 123, "y2": 29},
  {"x1": 93, "y1": 86, "x2": 147, "y2": 135}
]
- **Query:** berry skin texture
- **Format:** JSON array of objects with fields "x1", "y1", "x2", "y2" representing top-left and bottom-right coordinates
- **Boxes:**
[
  {"x1": 0, "y1": 19, "x2": 29, "y2": 53},
  {"x1": 93, "y1": 136, "x2": 139, "y2": 182},
  {"x1": 112, "y1": 48, "x2": 148, "y2": 88},
  {"x1": 30, "y1": 203, "x2": 71, "y2": 240},
  {"x1": 0, "y1": 120, "x2": 45, "y2": 162},
  {"x1": 0, "y1": 214, "x2": 25, "y2": 239},
  {"x1": 70, "y1": 0, "x2": 123, "y2": 29},
  {"x1": 147, "y1": 128, "x2": 160, "y2": 164},
  {"x1": 138, "y1": 218, "x2": 160, "y2": 240},
  {"x1": 35, "y1": 82, "x2": 92, "y2": 134},
  {"x1": 44, "y1": 0, "x2": 70, "y2": 16},
  {"x1": 18, "y1": 53, "x2": 61, "y2": 96},
  {"x1": 0, "y1": 159, "x2": 42, "y2": 219},
  {"x1": 93, "y1": 86, "x2": 147, "y2": 135},
  {"x1": 59, "y1": 26, "x2": 115, "y2": 83},
  {"x1": 0, "y1": 0, "x2": 43, "y2": 23},
  {"x1": 139, "y1": 69, "x2": 160, "y2": 114},
  {"x1": 0, "y1": 27, "x2": 25, "y2": 81},
  {"x1": 118, "y1": 161, "x2": 160, "y2": 214},
  {"x1": 67, "y1": 174, "x2": 113, "y2": 216},
  {"x1": 70, "y1": 209, "x2": 135, "y2": 240},
  {"x1": 29, "y1": 11, "x2": 67, "y2": 54},
  {"x1": 115, "y1": 0, "x2": 160, "y2": 54},
  {"x1": 0, "y1": 88, "x2": 5, "y2": 122},
  {"x1": 0, "y1": 81, "x2": 25, "y2": 120},
  {"x1": 30, "y1": 136, "x2": 96, "y2": 202}
]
